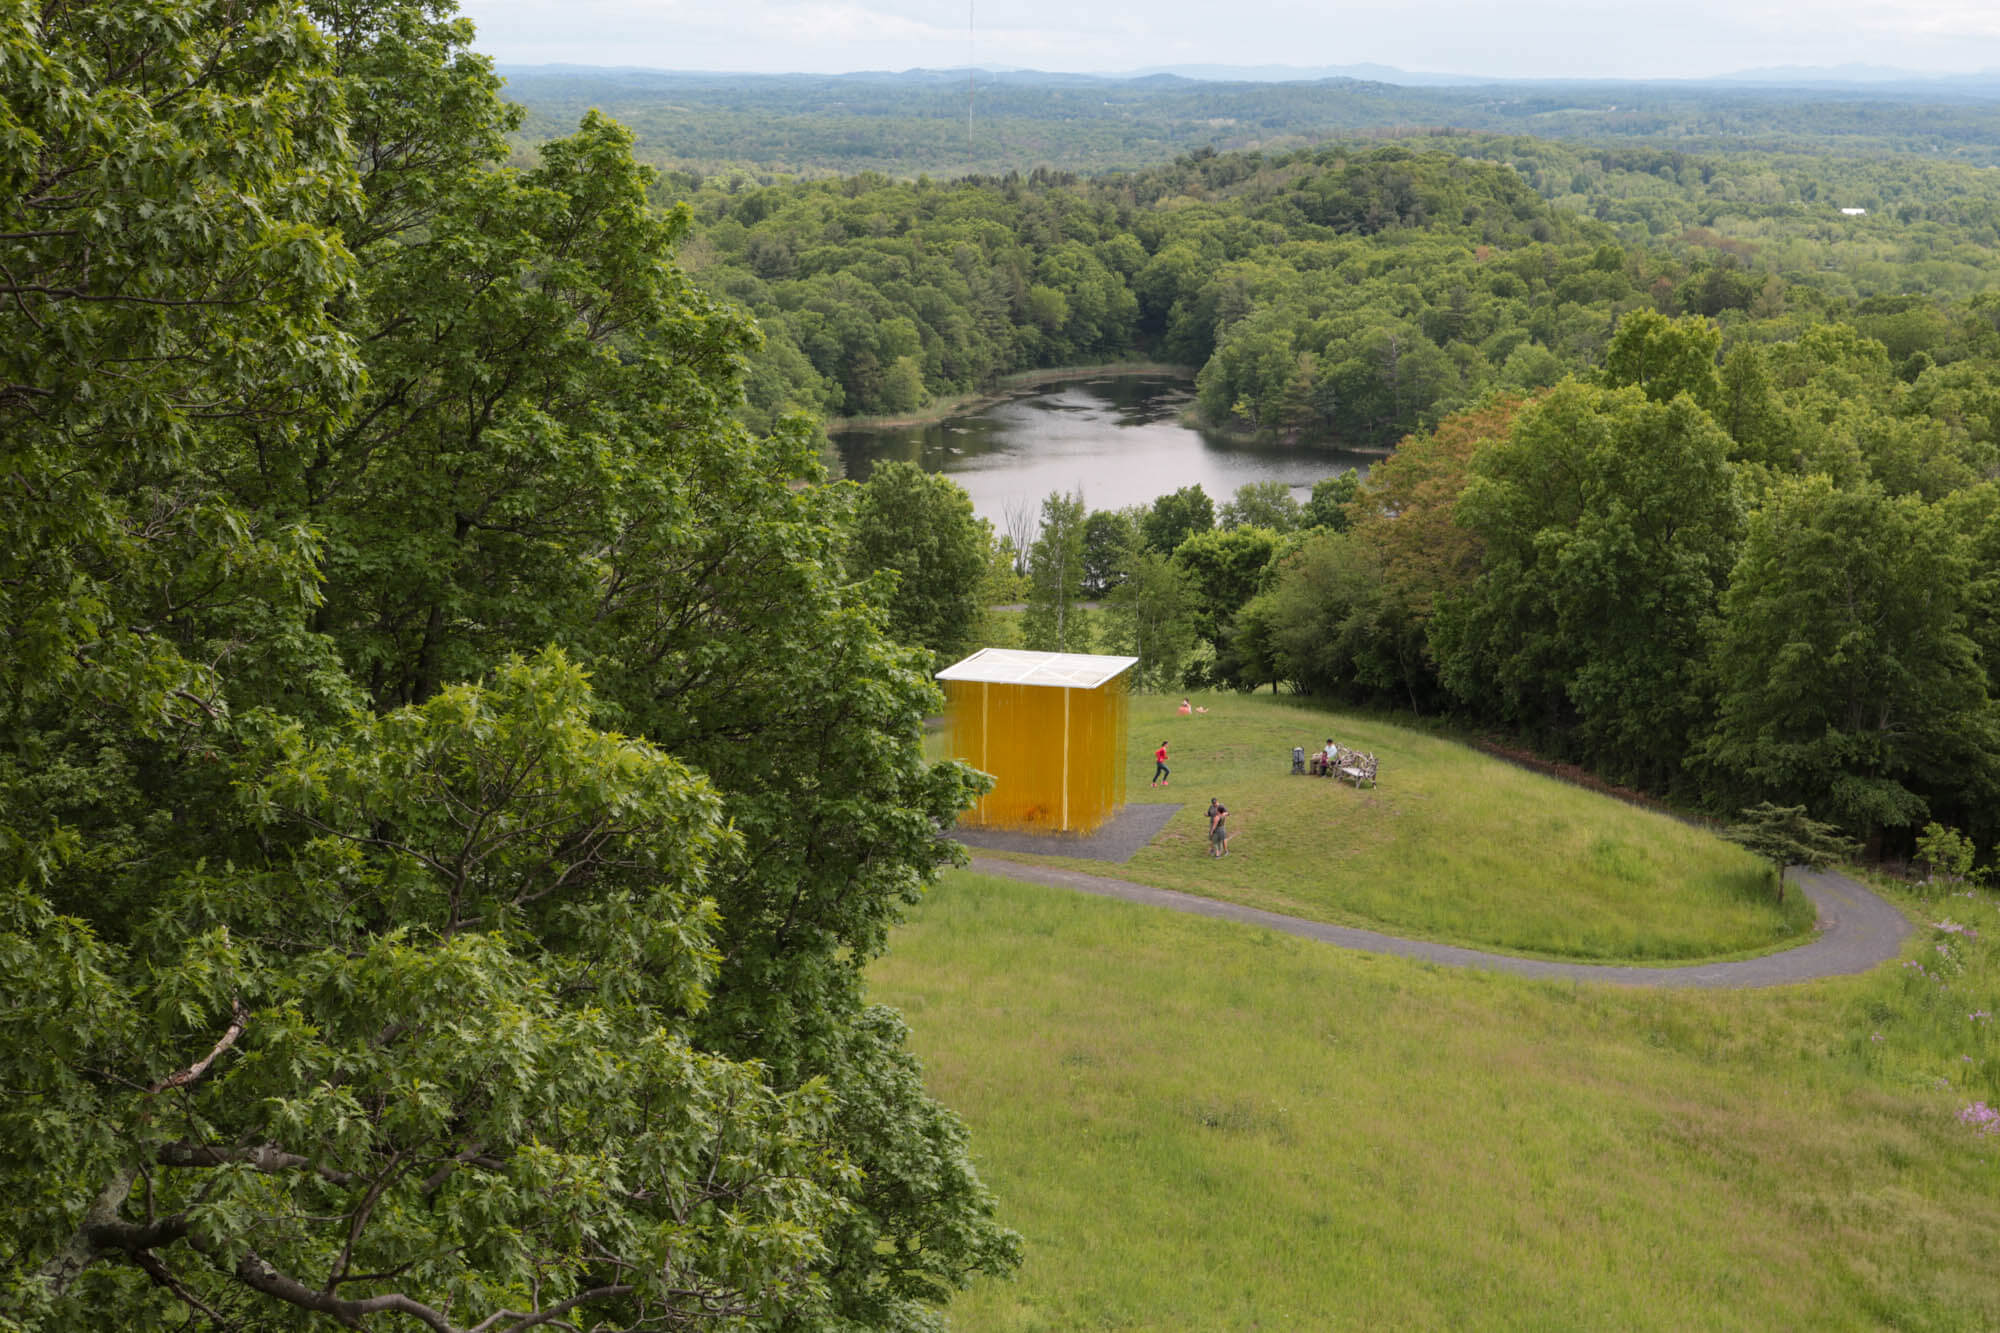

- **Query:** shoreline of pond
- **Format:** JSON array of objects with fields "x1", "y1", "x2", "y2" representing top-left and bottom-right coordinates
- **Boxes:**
[
  {"x1": 826, "y1": 362, "x2": 1397, "y2": 458},
  {"x1": 826, "y1": 374, "x2": 1381, "y2": 523},
  {"x1": 1189, "y1": 413, "x2": 1398, "y2": 457},
  {"x1": 825, "y1": 362, "x2": 1197, "y2": 433}
]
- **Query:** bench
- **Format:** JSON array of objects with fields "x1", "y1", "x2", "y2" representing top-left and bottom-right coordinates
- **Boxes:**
[
  {"x1": 1293, "y1": 745, "x2": 1378, "y2": 785},
  {"x1": 1334, "y1": 749, "x2": 1378, "y2": 787}
]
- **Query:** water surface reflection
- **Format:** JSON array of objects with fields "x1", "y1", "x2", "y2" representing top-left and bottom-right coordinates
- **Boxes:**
[{"x1": 828, "y1": 375, "x2": 1375, "y2": 524}]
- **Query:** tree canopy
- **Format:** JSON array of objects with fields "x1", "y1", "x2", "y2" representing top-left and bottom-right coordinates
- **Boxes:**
[
  {"x1": 0, "y1": 2, "x2": 1015, "y2": 1328},
  {"x1": 849, "y1": 461, "x2": 989, "y2": 668},
  {"x1": 1021, "y1": 489, "x2": 1091, "y2": 652}
]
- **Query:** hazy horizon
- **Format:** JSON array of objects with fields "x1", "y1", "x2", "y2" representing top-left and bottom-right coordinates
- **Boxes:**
[
  {"x1": 491, "y1": 57, "x2": 2000, "y2": 88},
  {"x1": 457, "y1": 0, "x2": 2000, "y2": 83}
]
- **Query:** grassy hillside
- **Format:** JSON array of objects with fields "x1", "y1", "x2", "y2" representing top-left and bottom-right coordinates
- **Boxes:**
[
  {"x1": 873, "y1": 872, "x2": 2000, "y2": 1329},
  {"x1": 973, "y1": 694, "x2": 1807, "y2": 962}
]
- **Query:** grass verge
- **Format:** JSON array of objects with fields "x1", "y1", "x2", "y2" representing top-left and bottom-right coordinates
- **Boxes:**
[{"x1": 874, "y1": 871, "x2": 2000, "y2": 1331}]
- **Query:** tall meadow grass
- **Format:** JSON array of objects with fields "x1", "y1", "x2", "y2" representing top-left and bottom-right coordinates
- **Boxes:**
[{"x1": 877, "y1": 872, "x2": 2000, "y2": 1330}]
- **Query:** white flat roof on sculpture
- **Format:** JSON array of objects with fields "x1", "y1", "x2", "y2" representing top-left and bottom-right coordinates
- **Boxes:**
[{"x1": 935, "y1": 647, "x2": 1139, "y2": 690}]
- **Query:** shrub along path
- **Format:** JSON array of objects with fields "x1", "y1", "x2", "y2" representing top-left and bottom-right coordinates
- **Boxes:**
[{"x1": 964, "y1": 854, "x2": 1910, "y2": 988}]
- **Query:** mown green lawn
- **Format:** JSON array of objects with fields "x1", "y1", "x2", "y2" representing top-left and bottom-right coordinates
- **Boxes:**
[
  {"x1": 874, "y1": 872, "x2": 2000, "y2": 1331},
  {"x1": 972, "y1": 693, "x2": 1809, "y2": 962}
]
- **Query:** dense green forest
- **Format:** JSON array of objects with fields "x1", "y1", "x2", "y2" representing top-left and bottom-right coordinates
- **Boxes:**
[
  {"x1": 500, "y1": 68, "x2": 2000, "y2": 443},
  {"x1": 499, "y1": 66, "x2": 2000, "y2": 178},
  {"x1": 657, "y1": 138, "x2": 2000, "y2": 456},
  {"x1": 1226, "y1": 335, "x2": 2000, "y2": 851}
]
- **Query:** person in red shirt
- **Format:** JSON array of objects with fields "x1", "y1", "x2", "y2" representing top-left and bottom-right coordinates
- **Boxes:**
[{"x1": 1151, "y1": 740, "x2": 1170, "y2": 788}]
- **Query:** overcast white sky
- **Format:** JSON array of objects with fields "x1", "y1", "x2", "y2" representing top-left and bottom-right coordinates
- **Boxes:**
[{"x1": 454, "y1": 0, "x2": 2000, "y2": 79}]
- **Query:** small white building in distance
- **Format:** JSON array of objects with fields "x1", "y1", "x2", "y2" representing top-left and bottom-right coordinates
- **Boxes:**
[{"x1": 1840, "y1": 207, "x2": 1868, "y2": 216}]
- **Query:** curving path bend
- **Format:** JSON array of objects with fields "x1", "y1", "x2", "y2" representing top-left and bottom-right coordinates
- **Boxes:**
[{"x1": 965, "y1": 855, "x2": 1913, "y2": 989}]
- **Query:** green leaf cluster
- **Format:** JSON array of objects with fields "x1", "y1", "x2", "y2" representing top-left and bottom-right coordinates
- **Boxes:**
[{"x1": 1, "y1": 2, "x2": 1016, "y2": 1328}]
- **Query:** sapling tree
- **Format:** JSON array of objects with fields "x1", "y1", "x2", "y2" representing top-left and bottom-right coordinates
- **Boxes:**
[
  {"x1": 1002, "y1": 495, "x2": 1039, "y2": 574},
  {"x1": 1022, "y1": 488, "x2": 1092, "y2": 652},
  {"x1": 1916, "y1": 821, "x2": 1979, "y2": 891},
  {"x1": 1722, "y1": 802, "x2": 1860, "y2": 904}
]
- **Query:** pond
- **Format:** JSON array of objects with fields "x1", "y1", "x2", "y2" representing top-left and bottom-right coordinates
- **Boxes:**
[{"x1": 826, "y1": 374, "x2": 1377, "y2": 526}]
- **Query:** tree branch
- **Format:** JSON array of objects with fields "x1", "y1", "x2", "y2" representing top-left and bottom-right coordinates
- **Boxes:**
[
  {"x1": 133, "y1": 1248, "x2": 232, "y2": 1326},
  {"x1": 157, "y1": 1141, "x2": 356, "y2": 1187},
  {"x1": 326, "y1": 1150, "x2": 406, "y2": 1292},
  {"x1": 150, "y1": 998, "x2": 249, "y2": 1093},
  {"x1": 234, "y1": 1250, "x2": 459, "y2": 1333},
  {"x1": 465, "y1": 1284, "x2": 635, "y2": 1333}
]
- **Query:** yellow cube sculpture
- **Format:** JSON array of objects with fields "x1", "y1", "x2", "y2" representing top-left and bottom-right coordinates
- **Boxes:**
[{"x1": 937, "y1": 648, "x2": 1139, "y2": 834}]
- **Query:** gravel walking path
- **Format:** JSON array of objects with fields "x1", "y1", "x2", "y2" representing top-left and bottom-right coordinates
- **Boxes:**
[
  {"x1": 963, "y1": 855, "x2": 1912, "y2": 988},
  {"x1": 953, "y1": 804, "x2": 1182, "y2": 862}
]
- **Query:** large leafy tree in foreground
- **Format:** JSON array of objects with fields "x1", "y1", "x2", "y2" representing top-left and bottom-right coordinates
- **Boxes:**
[{"x1": 1, "y1": 1, "x2": 1014, "y2": 1328}]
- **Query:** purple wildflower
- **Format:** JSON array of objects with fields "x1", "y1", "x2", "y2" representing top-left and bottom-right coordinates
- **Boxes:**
[{"x1": 1958, "y1": 1102, "x2": 2000, "y2": 1135}]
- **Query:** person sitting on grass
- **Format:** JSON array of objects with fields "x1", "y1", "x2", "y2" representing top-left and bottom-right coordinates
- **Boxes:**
[{"x1": 1178, "y1": 697, "x2": 1192, "y2": 715}]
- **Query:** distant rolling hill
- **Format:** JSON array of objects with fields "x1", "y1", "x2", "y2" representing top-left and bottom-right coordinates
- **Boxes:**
[{"x1": 494, "y1": 64, "x2": 2000, "y2": 178}]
